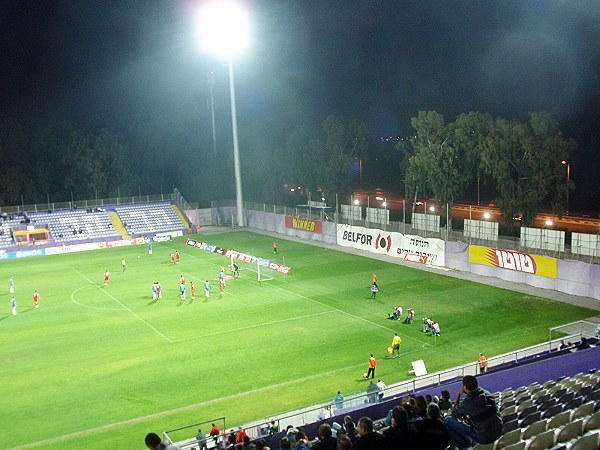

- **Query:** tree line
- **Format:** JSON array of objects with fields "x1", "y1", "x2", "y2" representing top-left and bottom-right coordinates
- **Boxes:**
[{"x1": 0, "y1": 111, "x2": 574, "y2": 227}]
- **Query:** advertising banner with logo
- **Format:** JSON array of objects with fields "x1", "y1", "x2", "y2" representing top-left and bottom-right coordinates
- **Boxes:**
[
  {"x1": 469, "y1": 245, "x2": 557, "y2": 278},
  {"x1": 285, "y1": 216, "x2": 323, "y2": 234},
  {"x1": 184, "y1": 238, "x2": 292, "y2": 274},
  {"x1": 336, "y1": 225, "x2": 446, "y2": 266}
]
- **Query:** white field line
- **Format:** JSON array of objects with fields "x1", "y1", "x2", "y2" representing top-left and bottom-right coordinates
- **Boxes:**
[
  {"x1": 170, "y1": 310, "x2": 335, "y2": 343},
  {"x1": 70, "y1": 285, "x2": 123, "y2": 311},
  {"x1": 8, "y1": 360, "x2": 370, "y2": 450},
  {"x1": 72, "y1": 268, "x2": 172, "y2": 342}
]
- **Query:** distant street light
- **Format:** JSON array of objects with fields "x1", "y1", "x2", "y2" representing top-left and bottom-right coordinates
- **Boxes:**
[
  {"x1": 561, "y1": 160, "x2": 571, "y2": 215},
  {"x1": 200, "y1": 1, "x2": 249, "y2": 227}
]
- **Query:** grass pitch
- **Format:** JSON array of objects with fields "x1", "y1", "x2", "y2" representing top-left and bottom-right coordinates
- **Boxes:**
[{"x1": 0, "y1": 231, "x2": 594, "y2": 449}]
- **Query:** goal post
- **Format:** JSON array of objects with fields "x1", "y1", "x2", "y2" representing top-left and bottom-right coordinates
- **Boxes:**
[{"x1": 229, "y1": 253, "x2": 274, "y2": 283}]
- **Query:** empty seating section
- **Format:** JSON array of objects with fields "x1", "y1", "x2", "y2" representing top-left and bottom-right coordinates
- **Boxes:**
[
  {"x1": 115, "y1": 203, "x2": 185, "y2": 236},
  {"x1": 492, "y1": 369, "x2": 600, "y2": 449},
  {"x1": 33, "y1": 210, "x2": 117, "y2": 242},
  {"x1": 0, "y1": 222, "x2": 13, "y2": 247}
]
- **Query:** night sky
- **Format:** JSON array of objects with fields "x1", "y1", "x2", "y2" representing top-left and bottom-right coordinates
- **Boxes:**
[{"x1": 1, "y1": 1, "x2": 599, "y2": 210}]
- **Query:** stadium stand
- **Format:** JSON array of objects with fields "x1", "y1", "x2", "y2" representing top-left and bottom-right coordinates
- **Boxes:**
[
  {"x1": 0, "y1": 202, "x2": 188, "y2": 249},
  {"x1": 167, "y1": 346, "x2": 599, "y2": 450},
  {"x1": 115, "y1": 203, "x2": 187, "y2": 236}
]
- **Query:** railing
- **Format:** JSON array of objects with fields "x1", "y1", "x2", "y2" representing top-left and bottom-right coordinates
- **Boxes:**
[
  {"x1": 0, "y1": 188, "x2": 195, "y2": 216},
  {"x1": 227, "y1": 328, "x2": 593, "y2": 443},
  {"x1": 210, "y1": 200, "x2": 599, "y2": 264}
]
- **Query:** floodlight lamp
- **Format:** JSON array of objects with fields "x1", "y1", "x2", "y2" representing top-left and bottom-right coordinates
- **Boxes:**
[
  {"x1": 483, "y1": 212, "x2": 491, "y2": 220},
  {"x1": 199, "y1": 1, "x2": 249, "y2": 55},
  {"x1": 429, "y1": 206, "x2": 435, "y2": 212},
  {"x1": 545, "y1": 220, "x2": 554, "y2": 227},
  {"x1": 382, "y1": 202, "x2": 387, "y2": 208},
  {"x1": 353, "y1": 199, "x2": 360, "y2": 205}
]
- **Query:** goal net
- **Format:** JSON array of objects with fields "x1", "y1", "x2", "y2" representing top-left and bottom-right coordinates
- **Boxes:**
[{"x1": 230, "y1": 254, "x2": 274, "y2": 283}]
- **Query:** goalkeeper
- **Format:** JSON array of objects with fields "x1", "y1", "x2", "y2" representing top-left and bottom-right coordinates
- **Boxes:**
[
  {"x1": 391, "y1": 333, "x2": 402, "y2": 358},
  {"x1": 232, "y1": 262, "x2": 239, "y2": 278}
]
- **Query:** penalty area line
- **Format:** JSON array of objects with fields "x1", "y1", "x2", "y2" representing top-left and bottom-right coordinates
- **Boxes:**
[{"x1": 72, "y1": 268, "x2": 172, "y2": 343}]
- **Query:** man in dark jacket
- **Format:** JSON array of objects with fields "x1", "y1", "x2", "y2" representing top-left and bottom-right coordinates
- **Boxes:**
[
  {"x1": 353, "y1": 417, "x2": 385, "y2": 450},
  {"x1": 312, "y1": 423, "x2": 337, "y2": 450},
  {"x1": 443, "y1": 375, "x2": 502, "y2": 449}
]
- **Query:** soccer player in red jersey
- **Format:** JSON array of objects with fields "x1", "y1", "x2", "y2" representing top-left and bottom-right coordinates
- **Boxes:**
[
  {"x1": 104, "y1": 270, "x2": 110, "y2": 286},
  {"x1": 33, "y1": 290, "x2": 40, "y2": 308},
  {"x1": 175, "y1": 251, "x2": 180, "y2": 264}
]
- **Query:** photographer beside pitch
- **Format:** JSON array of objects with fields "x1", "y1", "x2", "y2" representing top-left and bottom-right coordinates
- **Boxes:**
[{"x1": 443, "y1": 375, "x2": 502, "y2": 449}]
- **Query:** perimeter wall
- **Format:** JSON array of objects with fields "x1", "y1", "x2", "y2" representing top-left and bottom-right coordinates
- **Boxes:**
[{"x1": 208, "y1": 207, "x2": 600, "y2": 301}]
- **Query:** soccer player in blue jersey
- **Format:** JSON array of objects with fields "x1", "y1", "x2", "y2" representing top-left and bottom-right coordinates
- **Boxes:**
[
  {"x1": 204, "y1": 280, "x2": 211, "y2": 299},
  {"x1": 179, "y1": 282, "x2": 186, "y2": 300}
]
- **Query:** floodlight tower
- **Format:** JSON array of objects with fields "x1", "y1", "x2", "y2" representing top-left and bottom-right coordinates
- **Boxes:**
[{"x1": 200, "y1": 1, "x2": 248, "y2": 227}]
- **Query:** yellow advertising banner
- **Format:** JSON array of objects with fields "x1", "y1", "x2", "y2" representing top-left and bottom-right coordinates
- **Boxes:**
[{"x1": 469, "y1": 245, "x2": 557, "y2": 279}]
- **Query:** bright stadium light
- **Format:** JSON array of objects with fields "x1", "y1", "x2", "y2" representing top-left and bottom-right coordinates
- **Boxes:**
[
  {"x1": 545, "y1": 219, "x2": 554, "y2": 227},
  {"x1": 483, "y1": 212, "x2": 491, "y2": 220},
  {"x1": 199, "y1": 1, "x2": 249, "y2": 227}
]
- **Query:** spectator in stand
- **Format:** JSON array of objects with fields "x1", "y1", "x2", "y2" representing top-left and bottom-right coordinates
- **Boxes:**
[
  {"x1": 336, "y1": 435, "x2": 352, "y2": 450},
  {"x1": 557, "y1": 340, "x2": 568, "y2": 351},
  {"x1": 268, "y1": 420, "x2": 279, "y2": 435},
  {"x1": 277, "y1": 437, "x2": 291, "y2": 450},
  {"x1": 285, "y1": 425, "x2": 298, "y2": 443},
  {"x1": 312, "y1": 423, "x2": 337, "y2": 450},
  {"x1": 144, "y1": 432, "x2": 174, "y2": 450},
  {"x1": 414, "y1": 403, "x2": 453, "y2": 450},
  {"x1": 342, "y1": 416, "x2": 357, "y2": 442},
  {"x1": 382, "y1": 406, "x2": 418, "y2": 450},
  {"x1": 235, "y1": 427, "x2": 247, "y2": 443},
  {"x1": 425, "y1": 394, "x2": 433, "y2": 405},
  {"x1": 293, "y1": 431, "x2": 309, "y2": 450},
  {"x1": 577, "y1": 337, "x2": 591, "y2": 350},
  {"x1": 438, "y1": 390, "x2": 452, "y2": 411},
  {"x1": 412, "y1": 396, "x2": 428, "y2": 421},
  {"x1": 443, "y1": 375, "x2": 502, "y2": 449},
  {"x1": 353, "y1": 416, "x2": 385, "y2": 450}
]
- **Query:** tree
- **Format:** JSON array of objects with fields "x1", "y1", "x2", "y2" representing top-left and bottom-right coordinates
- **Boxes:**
[
  {"x1": 479, "y1": 113, "x2": 575, "y2": 225},
  {"x1": 405, "y1": 111, "x2": 461, "y2": 211}
]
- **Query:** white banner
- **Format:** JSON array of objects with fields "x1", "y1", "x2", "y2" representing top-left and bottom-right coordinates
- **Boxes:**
[{"x1": 336, "y1": 224, "x2": 446, "y2": 266}]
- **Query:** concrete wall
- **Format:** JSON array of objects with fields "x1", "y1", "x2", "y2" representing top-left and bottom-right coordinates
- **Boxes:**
[
  {"x1": 212, "y1": 207, "x2": 599, "y2": 301},
  {"x1": 445, "y1": 241, "x2": 600, "y2": 300}
]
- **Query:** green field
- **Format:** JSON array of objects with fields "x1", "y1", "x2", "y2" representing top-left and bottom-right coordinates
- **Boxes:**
[{"x1": 0, "y1": 231, "x2": 595, "y2": 449}]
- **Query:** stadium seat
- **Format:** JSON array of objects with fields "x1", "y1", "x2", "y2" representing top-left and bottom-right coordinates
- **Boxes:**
[
  {"x1": 519, "y1": 406, "x2": 538, "y2": 421},
  {"x1": 495, "y1": 428, "x2": 522, "y2": 449},
  {"x1": 563, "y1": 396, "x2": 584, "y2": 411},
  {"x1": 555, "y1": 419, "x2": 584, "y2": 444},
  {"x1": 525, "y1": 429, "x2": 555, "y2": 450},
  {"x1": 502, "y1": 441, "x2": 525, "y2": 450},
  {"x1": 583, "y1": 410, "x2": 600, "y2": 432},
  {"x1": 539, "y1": 398, "x2": 557, "y2": 412},
  {"x1": 576, "y1": 385, "x2": 593, "y2": 398},
  {"x1": 502, "y1": 406, "x2": 517, "y2": 417},
  {"x1": 572, "y1": 401, "x2": 596, "y2": 420},
  {"x1": 503, "y1": 413, "x2": 518, "y2": 424},
  {"x1": 548, "y1": 410, "x2": 573, "y2": 430},
  {"x1": 534, "y1": 393, "x2": 551, "y2": 405},
  {"x1": 472, "y1": 443, "x2": 494, "y2": 450},
  {"x1": 542, "y1": 405, "x2": 563, "y2": 419},
  {"x1": 519, "y1": 412, "x2": 541, "y2": 428},
  {"x1": 568, "y1": 431, "x2": 599, "y2": 450},
  {"x1": 522, "y1": 419, "x2": 548, "y2": 440},
  {"x1": 518, "y1": 400, "x2": 535, "y2": 412},
  {"x1": 502, "y1": 419, "x2": 520, "y2": 434}
]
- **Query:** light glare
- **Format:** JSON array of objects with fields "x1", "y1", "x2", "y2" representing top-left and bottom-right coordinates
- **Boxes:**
[{"x1": 200, "y1": 1, "x2": 248, "y2": 54}]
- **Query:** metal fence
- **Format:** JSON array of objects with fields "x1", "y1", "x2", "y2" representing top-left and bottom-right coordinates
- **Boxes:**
[{"x1": 211, "y1": 200, "x2": 599, "y2": 265}]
